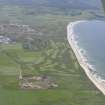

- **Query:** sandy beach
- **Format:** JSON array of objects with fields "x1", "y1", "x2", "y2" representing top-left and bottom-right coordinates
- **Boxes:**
[{"x1": 67, "y1": 21, "x2": 105, "y2": 95}]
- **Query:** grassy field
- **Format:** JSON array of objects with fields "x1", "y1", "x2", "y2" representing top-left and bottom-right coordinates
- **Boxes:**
[
  {"x1": 0, "y1": 4, "x2": 105, "y2": 105},
  {"x1": 0, "y1": 40, "x2": 105, "y2": 105}
]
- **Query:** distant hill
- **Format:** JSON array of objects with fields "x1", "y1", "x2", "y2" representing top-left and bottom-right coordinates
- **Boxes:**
[{"x1": 0, "y1": 0, "x2": 102, "y2": 10}]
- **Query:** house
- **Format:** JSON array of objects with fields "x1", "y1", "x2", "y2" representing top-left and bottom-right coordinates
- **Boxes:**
[{"x1": 0, "y1": 36, "x2": 11, "y2": 44}]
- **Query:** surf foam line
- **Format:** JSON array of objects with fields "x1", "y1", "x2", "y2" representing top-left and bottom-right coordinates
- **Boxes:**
[{"x1": 67, "y1": 21, "x2": 105, "y2": 95}]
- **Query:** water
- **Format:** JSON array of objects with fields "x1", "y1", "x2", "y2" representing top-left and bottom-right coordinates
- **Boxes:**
[{"x1": 73, "y1": 20, "x2": 105, "y2": 78}]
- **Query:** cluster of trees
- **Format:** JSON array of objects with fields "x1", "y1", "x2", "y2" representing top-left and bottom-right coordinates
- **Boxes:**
[
  {"x1": 22, "y1": 38, "x2": 49, "y2": 51},
  {"x1": 102, "y1": 0, "x2": 105, "y2": 12}
]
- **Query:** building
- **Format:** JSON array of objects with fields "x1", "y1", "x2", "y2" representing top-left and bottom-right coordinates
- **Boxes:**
[{"x1": 0, "y1": 36, "x2": 11, "y2": 44}]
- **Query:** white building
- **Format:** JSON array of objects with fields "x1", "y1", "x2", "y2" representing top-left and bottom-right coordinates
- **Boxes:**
[{"x1": 0, "y1": 36, "x2": 11, "y2": 44}]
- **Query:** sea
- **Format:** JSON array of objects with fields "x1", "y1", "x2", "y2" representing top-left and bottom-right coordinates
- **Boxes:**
[{"x1": 73, "y1": 20, "x2": 105, "y2": 79}]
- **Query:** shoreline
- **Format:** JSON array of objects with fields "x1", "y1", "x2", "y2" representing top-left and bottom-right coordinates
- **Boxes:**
[{"x1": 67, "y1": 21, "x2": 105, "y2": 95}]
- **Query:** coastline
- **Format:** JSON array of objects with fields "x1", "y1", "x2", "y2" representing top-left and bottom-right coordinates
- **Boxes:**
[{"x1": 67, "y1": 21, "x2": 105, "y2": 95}]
